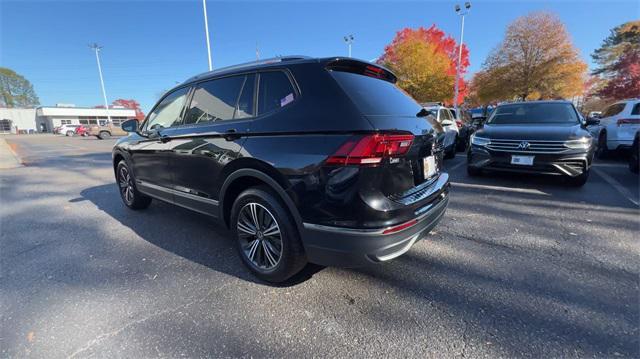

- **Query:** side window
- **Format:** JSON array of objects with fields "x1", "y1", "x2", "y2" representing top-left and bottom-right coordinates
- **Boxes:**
[
  {"x1": 603, "y1": 103, "x2": 625, "y2": 118},
  {"x1": 439, "y1": 109, "x2": 450, "y2": 121},
  {"x1": 146, "y1": 87, "x2": 189, "y2": 131},
  {"x1": 258, "y1": 71, "x2": 296, "y2": 115},
  {"x1": 184, "y1": 75, "x2": 247, "y2": 125},
  {"x1": 631, "y1": 103, "x2": 639, "y2": 116}
]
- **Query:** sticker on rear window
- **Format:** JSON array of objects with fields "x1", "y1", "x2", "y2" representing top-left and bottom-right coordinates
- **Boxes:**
[{"x1": 280, "y1": 93, "x2": 294, "y2": 107}]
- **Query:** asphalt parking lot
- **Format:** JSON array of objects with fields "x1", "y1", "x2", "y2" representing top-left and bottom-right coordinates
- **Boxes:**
[{"x1": 1, "y1": 134, "x2": 638, "y2": 358}]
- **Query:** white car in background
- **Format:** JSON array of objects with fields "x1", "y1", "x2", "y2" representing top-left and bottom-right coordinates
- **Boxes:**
[
  {"x1": 589, "y1": 99, "x2": 640, "y2": 158},
  {"x1": 422, "y1": 103, "x2": 459, "y2": 159},
  {"x1": 59, "y1": 124, "x2": 81, "y2": 137}
]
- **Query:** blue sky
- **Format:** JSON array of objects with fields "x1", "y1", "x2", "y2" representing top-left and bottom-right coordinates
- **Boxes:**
[{"x1": 1, "y1": 0, "x2": 637, "y2": 112}]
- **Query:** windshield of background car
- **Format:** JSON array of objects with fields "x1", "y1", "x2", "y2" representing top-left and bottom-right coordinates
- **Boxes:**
[
  {"x1": 330, "y1": 70, "x2": 422, "y2": 116},
  {"x1": 488, "y1": 103, "x2": 579, "y2": 125}
]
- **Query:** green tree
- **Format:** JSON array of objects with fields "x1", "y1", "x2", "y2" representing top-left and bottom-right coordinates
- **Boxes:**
[
  {"x1": 0, "y1": 67, "x2": 40, "y2": 108},
  {"x1": 592, "y1": 20, "x2": 640, "y2": 77}
]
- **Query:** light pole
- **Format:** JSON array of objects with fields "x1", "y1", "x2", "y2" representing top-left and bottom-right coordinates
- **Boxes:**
[
  {"x1": 202, "y1": 0, "x2": 213, "y2": 71},
  {"x1": 88, "y1": 43, "x2": 111, "y2": 122},
  {"x1": 344, "y1": 35, "x2": 354, "y2": 57},
  {"x1": 453, "y1": 2, "x2": 471, "y2": 119}
]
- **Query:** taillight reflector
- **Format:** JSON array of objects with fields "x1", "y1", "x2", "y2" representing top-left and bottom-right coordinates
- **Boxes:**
[
  {"x1": 455, "y1": 120, "x2": 463, "y2": 129},
  {"x1": 326, "y1": 133, "x2": 414, "y2": 166},
  {"x1": 382, "y1": 218, "x2": 418, "y2": 235}
]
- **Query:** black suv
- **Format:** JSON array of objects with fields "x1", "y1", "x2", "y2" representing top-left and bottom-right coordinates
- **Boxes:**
[
  {"x1": 468, "y1": 101, "x2": 595, "y2": 186},
  {"x1": 113, "y1": 56, "x2": 450, "y2": 282}
]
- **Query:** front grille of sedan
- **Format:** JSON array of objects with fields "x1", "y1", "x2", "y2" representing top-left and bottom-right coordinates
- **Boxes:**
[{"x1": 486, "y1": 139, "x2": 569, "y2": 153}]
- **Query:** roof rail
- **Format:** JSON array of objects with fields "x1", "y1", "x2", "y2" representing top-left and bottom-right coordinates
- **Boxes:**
[{"x1": 184, "y1": 55, "x2": 312, "y2": 83}]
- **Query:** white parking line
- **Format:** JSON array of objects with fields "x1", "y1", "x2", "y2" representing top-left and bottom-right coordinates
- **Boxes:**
[
  {"x1": 593, "y1": 167, "x2": 639, "y2": 207},
  {"x1": 451, "y1": 182, "x2": 551, "y2": 196}
]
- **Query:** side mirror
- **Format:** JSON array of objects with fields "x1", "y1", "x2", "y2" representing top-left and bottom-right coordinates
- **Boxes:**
[
  {"x1": 121, "y1": 119, "x2": 139, "y2": 133},
  {"x1": 440, "y1": 119, "x2": 454, "y2": 126}
]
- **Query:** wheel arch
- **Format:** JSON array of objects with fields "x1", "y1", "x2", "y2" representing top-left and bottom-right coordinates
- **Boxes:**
[{"x1": 219, "y1": 166, "x2": 303, "y2": 234}]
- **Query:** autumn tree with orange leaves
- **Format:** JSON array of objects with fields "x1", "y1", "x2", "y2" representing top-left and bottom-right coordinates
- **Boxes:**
[
  {"x1": 474, "y1": 12, "x2": 587, "y2": 102},
  {"x1": 379, "y1": 26, "x2": 469, "y2": 104}
]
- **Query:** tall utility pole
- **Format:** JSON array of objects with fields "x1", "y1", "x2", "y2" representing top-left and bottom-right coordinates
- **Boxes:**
[
  {"x1": 453, "y1": 2, "x2": 471, "y2": 119},
  {"x1": 256, "y1": 42, "x2": 260, "y2": 60},
  {"x1": 344, "y1": 35, "x2": 354, "y2": 57},
  {"x1": 88, "y1": 43, "x2": 111, "y2": 122},
  {"x1": 202, "y1": 0, "x2": 213, "y2": 71}
]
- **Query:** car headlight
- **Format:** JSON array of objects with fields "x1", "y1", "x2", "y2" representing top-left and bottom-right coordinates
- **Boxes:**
[
  {"x1": 565, "y1": 137, "x2": 592, "y2": 149},
  {"x1": 471, "y1": 135, "x2": 491, "y2": 146}
]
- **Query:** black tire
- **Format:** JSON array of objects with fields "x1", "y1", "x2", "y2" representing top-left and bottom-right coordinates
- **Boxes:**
[
  {"x1": 444, "y1": 137, "x2": 457, "y2": 159},
  {"x1": 230, "y1": 186, "x2": 307, "y2": 283},
  {"x1": 629, "y1": 134, "x2": 639, "y2": 174},
  {"x1": 567, "y1": 170, "x2": 589, "y2": 187},
  {"x1": 596, "y1": 132, "x2": 608, "y2": 159},
  {"x1": 467, "y1": 165, "x2": 481, "y2": 177},
  {"x1": 98, "y1": 131, "x2": 111, "y2": 140},
  {"x1": 456, "y1": 136, "x2": 467, "y2": 152},
  {"x1": 66, "y1": 130, "x2": 75, "y2": 137},
  {"x1": 116, "y1": 161, "x2": 152, "y2": 210}
]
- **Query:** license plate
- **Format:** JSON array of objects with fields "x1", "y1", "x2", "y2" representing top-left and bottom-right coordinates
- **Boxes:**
[
  {"x1": 511, "y1": 155, "x2": 534, "y2": 166},
  {"x1": 423, "y1": 156, "x2": 437, "y2": 178}
]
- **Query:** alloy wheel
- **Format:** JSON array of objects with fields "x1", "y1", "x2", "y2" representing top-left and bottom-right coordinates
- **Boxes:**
[
  {"x1": 237, "y1": 202, "x2": 283, "y2": 270},
  {"x1": 118, "y1": 166, "x2": 134, "y2": 204}
]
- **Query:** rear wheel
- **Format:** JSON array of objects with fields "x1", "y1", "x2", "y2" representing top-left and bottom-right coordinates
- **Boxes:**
[
  {"x1": 98, "y1": 131, "x2": 111, "y2": 140},
  {"x1": 230, "y1": 186, "x2": 307, "y2": 283},
  {"x1": 596, "y1": 132, "x2": 608, "y2": 159},
  {"x1": 116, "y1": 161, "x2": 152, "y2": 210},
  {"x1": 66, "y1": 130, "x2": 74, "y2": 137}
]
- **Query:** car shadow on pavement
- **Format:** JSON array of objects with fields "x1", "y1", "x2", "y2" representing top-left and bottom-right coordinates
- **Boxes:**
[{"x1": 77, "y1": 184, "x2": 325, "y2": 287}]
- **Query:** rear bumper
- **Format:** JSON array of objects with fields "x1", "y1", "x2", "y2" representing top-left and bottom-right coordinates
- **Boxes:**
[
  {"x1": 468, "y1": 145, "x2": 593, "y2": 177},
  {"x1": 300, "y1": 185, "x2": 449, "y2": 267}
]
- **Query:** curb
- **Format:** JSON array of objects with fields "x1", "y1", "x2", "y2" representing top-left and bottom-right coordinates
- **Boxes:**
[{"x1": 0, "y1": 138, "x2": 22, "y2": 169}]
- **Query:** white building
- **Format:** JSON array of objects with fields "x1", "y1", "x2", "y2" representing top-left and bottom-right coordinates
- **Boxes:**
[
  {"x1": 0, "y1": 108, "x2": 37, "y2": 134},
  {"x1": 0, "y1": 105, "x2": 137, "y2": 133}
]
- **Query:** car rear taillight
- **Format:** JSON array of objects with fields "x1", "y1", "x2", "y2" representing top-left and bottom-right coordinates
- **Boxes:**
[
  {"x1": 455, "y1": 120, "x2": 463, "y2": 129},
  {"x1": 326, "y1": 133, "x2": 414, "y2": 166},
  {"x1": 616, "y1": 118, "x2": 640, "y2": 126}
]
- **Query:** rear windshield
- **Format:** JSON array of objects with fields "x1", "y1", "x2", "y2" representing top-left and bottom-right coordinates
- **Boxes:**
[
  {"x1": 330, "y1": 71, "x2": 422, "y2": 116},
  {"x1": 488, "y1": 103, "x2": 579, "y2": 125}
]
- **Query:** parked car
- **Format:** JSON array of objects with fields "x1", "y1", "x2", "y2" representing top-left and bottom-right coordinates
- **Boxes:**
[
  {"x1": 59, "y1": 124, "x2": 80, "y2": 136},
  {"x1": 630, "y1": 131, "x2": 639, "y2": 174},
  {"x1": 422, "y1": 103, "x2": 459, "y2": 159},
  {"x1": 588, "y1": 111, "x2": 602, "y2": 119},
  {"x1": 467, "y1": 100, "x2": 595, "y2": 186},
  {"x1": 53, "y1": 126, "x2": 61, "y2": 134},
  {"x1": 88, "y1": 122, "x2": 127, "y2": 139},
  {"x1": 113, "y1": 56, "x2": 450, "y2": 282},
  {"x1": 75, "y1": 125, "x2": 89, "y2": 137},
  {"x1": 589, "y1": 99, "x2": 640, "y2": 159}
]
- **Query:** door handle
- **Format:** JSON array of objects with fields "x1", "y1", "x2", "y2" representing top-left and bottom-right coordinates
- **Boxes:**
[
  {"x1": 223, "y1": 129, "x2": 240, "y2": 141},
  {"x1": 159, "y1": 135, "x2": 171, "y2": 143}
]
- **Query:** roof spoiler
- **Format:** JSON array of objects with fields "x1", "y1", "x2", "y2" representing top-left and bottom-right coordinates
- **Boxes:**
[{"x1": 325, "y1": 58, "x2": 397, "y2": 83}]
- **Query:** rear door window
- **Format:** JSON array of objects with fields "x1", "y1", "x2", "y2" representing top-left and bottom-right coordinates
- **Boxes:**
[
  {"x1": 258, "y1": 71, "x2": 296, "y2": 115},
  {"x1": 631, "y1": 103, "x2": 640, "y2": 116},
  {"x1": 603, "y1": 103, "x2": 625, "y2": 118}
]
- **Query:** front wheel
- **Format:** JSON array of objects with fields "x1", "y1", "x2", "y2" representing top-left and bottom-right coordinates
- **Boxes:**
[
  {"x1": 567, "y1": 170, "x2": 589, "y2": 187},
  {"x1": 66, "y1": 130, "x2": 74, "y2": 137},
  {"x1": 444, "y1": 137, "x2": 457, "y2": 159},
  {"x1": 596, "y1": 132, "x2": 608, "y2": 159},
  {"x1": 98, "y1": 131, "x2": 111, "y2": 140},
  {"x1": 230, "y1": 186, "x2": 307, "y2": 283},
  {"x1": 116, "y1": 161, "x2": 152, "y2": 210}
]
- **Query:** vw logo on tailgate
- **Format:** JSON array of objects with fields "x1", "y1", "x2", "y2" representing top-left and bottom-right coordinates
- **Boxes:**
[{"x1": 517, "y1": 141, "x2": 530, "y2": 150}]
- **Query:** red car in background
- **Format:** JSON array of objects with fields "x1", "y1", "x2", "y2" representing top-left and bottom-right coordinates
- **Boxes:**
[{"x1": 74, "y1": 125, "x2": 89, "y2": 137}]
